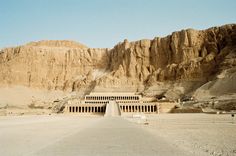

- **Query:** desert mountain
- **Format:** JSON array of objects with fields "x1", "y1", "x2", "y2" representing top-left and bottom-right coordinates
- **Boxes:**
[{"x1": 0, "y1": 24, "x2": 236, "y2": 108}]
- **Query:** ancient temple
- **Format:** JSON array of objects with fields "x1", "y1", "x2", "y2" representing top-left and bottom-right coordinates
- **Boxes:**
[{"x1": 65, "y1": 92, "x2": 176, "y2": 114}]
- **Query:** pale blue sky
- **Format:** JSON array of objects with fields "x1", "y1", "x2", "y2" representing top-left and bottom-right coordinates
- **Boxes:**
[{"x1": 0, "y1": 0, "x2": 236, "y2": 48}]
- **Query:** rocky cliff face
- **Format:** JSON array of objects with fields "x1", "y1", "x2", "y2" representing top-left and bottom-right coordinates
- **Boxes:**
[
  {"x1": 105, "y1": 24, "x2": 236, "y2": 82},
  {"x1": 96, "y1": 24, "x2": 236, "y2": 97},
  {"x1": 0, "y1": 40, "x2": 110, "y2": 92},
  {"x1": 0, "y1": 24, "x2": 236, "y2": 100}
]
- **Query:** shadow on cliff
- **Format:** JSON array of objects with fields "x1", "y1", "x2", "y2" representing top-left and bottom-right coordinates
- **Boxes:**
[{"x1": 83, "y1": 80, "x2": 97, "y2": 97}]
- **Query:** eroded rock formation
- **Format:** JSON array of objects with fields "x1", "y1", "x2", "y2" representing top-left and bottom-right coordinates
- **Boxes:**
[
  {"x1": 0, "y1": 24, "x2": 236, "y2": 101},
  {"x1": 0, "y1": 40, "x2": 109, "y2": 91}
]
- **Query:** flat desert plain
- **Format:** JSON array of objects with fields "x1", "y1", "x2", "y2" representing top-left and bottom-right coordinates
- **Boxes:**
[{"x1": 0, "y1": 114, "x2": 235, "y2": 156}]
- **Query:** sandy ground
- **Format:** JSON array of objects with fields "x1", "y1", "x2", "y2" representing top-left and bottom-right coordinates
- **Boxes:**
[
  {"x1": 33, "y1": 117, "x2": 190, "y2": 156},
  {"x1": 0, "y1": 114, "x2": 235, "y2": 156},
  {"x1": 128, "y1": 113, "x2": 236, "y2": 156},
  {"x1": 0, "y1": 86, "x2": 68, "y2": 107},
  {"x1": 0, "y1": 115, "x2": 102, "y2": 156}
]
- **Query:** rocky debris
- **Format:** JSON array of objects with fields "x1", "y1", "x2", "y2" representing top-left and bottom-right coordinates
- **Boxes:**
[
  {"x1": 194, "y1": 67, "x2": 236, "y2": 99},
  {"x1": 170, "y1": 107, "x2": 203, "y2": 113},
  {"x1": 51, "y1": 98, "x2": 68, "y2": 113},
  {"x1": 209, "y1": 99, "x2": 236, "y2": 111}
]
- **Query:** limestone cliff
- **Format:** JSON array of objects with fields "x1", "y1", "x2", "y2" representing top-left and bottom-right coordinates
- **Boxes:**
[
  {"x1": 104, "y1": 24, "x2": 236, "y2": 82},
  {"x1": 0, "y1": 24, "x2": 236, "y2": 101},
  {"x1": 0, "y1": 40, "x2": 110, "y2": 91},
  {"x1": 96, "y1": 24, "x2": 236, "y2": 98}
]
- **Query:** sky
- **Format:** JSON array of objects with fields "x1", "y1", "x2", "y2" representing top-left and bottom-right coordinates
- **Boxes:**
[{"x1": 0, "y1": 0, "x2": 236, "y2": 48}]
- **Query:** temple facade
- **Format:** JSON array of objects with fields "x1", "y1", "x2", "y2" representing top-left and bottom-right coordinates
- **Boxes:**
[{"x1": 65, "y1": 92, "x2": 176, "y2": 114}]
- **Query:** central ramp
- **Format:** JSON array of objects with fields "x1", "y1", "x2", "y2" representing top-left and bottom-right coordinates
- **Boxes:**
[
  {"x1": 34, "y1": 117, "x2": 191, "y2": 156},
  {"x1": 104, "y1": 100, "x2": 121, "y2": 117}
]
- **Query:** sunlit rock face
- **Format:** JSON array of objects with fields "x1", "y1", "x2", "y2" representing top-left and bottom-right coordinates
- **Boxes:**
[
  {"x1": 0, "y1": 24, "x2": 236, "y2": 99},
  {"x1": 0, "y1": 40, "x2": 110, "y2": 91}
]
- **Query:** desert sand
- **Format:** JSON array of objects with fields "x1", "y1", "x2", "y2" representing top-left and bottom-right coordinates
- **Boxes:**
[
  {"x1": 128, "y1": 113, "x2": 236, "y2": 156},
  {"x1": 0, "y1": 114, "x2": 235, "y2": 156},
  {"x1": 0, "y1": 115, "x2": 101, "y2": 156}
]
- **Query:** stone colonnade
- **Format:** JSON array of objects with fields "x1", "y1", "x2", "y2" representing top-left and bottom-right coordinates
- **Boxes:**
[
  {"x1": 120, "y1": 104, "x2": 158, "y2": 113},
  {"x1": 85, "y1": 96, "x2": 139, "y2": 101},
  {"x1": 68, "y1": 105, "x2": 106, "y2": 113},
  {"x1": 67, "y1": 104, "x2": 159, "y2": 113}
]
